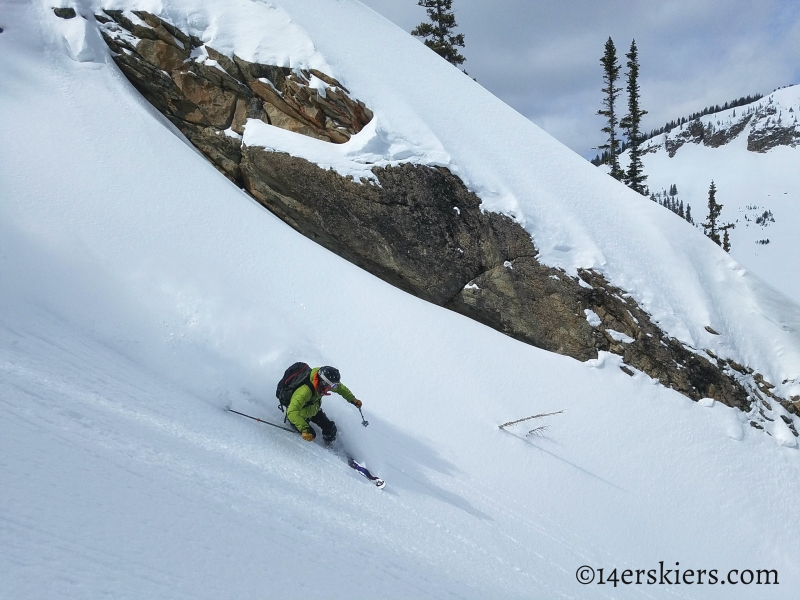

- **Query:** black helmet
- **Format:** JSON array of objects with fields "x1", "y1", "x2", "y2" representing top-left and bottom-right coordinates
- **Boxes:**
[{"x1": 318, "y1": 366, "x2": 340, "y2": 388}]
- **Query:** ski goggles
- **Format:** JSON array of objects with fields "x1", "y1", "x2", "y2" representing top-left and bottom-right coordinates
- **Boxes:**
[{"x1": 318, "y1": 372, "x2": 339, "y2": 390}]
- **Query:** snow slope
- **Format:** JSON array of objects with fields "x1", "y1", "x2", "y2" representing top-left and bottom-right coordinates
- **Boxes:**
[
  {"x1": 632, "y1": 85, "x2": 800, "y2": 303},
  {"x1": 65, "y1": 0, "x2": 800, "y2": 396},
  {"x1": 2, "y1": 1, "x2": 800, "y2": 598}
]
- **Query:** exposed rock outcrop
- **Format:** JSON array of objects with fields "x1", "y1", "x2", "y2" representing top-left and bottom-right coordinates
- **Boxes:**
[
  {"x1": 661, "y1": 114, "x2": 754, "y2": 157},
  {"x1": 648, "y1": 95, "x2": 800, "y2": 158},
  {"x1": 96, "y1": 9, "x2": 372, "y2": 185},
  {"x1": 95, "y1": 11, "x2": 800, "y2": 424},
  {"x1": 54, "y1": 7, "x2": 77, "y2": 19},
  {"x1": 239, "y1": 148, "x2": 759, "y2": 409},
  {"x1": 747, "y1": 103, "x2": 800, "y2": 152}
]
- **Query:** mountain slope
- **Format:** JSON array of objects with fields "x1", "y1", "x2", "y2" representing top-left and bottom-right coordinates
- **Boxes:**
[
  {"x1": 1, "y1": 1, "x2": 800, "y2": 598},
  {"x1": 55, "y1": 0, "x2": 800, "y2": 406},
  {"x1": 631, "y1": 85, "x2": 800, "y2": 302},
  {"x1": 87, "y1": 7, "x2": 778, "y2": 411}
]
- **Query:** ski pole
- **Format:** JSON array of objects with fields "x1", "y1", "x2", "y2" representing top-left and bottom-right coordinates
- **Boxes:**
[
  {"x1": 227, "y1": 407, "x2": 296, "y2": 433},
  {"x1": 358, "y1": 407, "x2": 369, "y2": 427}
]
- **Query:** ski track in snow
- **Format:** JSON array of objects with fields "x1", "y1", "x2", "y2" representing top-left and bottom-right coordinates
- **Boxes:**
[{"x1": 0, "y1": 312, "x2": 649, "y2": 599}]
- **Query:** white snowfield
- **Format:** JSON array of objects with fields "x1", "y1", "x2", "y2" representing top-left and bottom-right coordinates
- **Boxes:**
[
  {"x1": 631, "y1": 85, "x2": 800, "y2": 304},
  {"x1": 1, "y1": 1, "x2": 799, "y2": 598}
]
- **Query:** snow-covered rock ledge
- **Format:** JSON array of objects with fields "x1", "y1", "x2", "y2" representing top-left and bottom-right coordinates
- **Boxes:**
[
  {"x1": 82, "y1": 8, "x2": 799, "y2": 425},
  {"x1": 95, "y1": 8, "x2": 373, "y2": 182},
  {"x1": 83, "y1": 11, "x2": 800, "y2": 420}
]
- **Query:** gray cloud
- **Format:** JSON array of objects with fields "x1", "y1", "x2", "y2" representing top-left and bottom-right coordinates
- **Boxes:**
[{"x1": 358, "y1": 0, "x2": 800, "y2": 157}]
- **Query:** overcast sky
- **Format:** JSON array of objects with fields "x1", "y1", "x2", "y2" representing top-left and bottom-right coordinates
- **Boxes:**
[{"x1": 358, "y1": 0, "x2": 800, "y2": 158}]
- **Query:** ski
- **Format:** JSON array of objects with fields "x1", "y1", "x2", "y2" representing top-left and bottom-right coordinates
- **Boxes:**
[
  {"x1": 227, "y1": 406, "x2": 385, "y2": 488},
  {"x1": 347, "y1": 458, "x2": 386, "y2": 489}
]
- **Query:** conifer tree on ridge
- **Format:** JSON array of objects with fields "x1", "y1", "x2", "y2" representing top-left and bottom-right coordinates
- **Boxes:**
[
  {"x1": 702, "y1": 180, "x2": 722, "y2": 245},
  {"x1": 722, "y1": 226, "x2": 732, "y2": 252},
  {"x1": 411, "y1": 0, "x2": 466, "y2": 69},
  {"x1": 702, "y1": 181, "x2": 734, "y2": 252},
  {"x1": 620, "y1": 40, "x2": 648, "y2": 195},
  {"x1": 597, "y1": 37, "x2": 624, "y2": 181}
]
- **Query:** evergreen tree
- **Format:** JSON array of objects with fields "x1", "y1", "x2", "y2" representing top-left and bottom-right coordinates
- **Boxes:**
[
  {"x1": 411, "y1": 0, "x2": 466, "y2": 69},
  {"x1": 597, "y1": 37, "x2": 624, "y2": 181},
  {"x1": 702, "y1": 180, "x2": 723, "y2": 245},
  {"x1": 722, "y1": 225, "x2": 732, "y2": 252},
  {"x1": 620, "y1": 40, "x2": 648, "y2": 195},
  {"x1": 685, "y1": 204, "x2": 693, "y2": 225}
]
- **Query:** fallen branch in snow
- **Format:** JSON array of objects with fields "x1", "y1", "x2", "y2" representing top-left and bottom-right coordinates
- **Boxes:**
[
  {"x1": 527, "y1": 425, "x2": 550, "y2": 437},
  {"x1": 498, "y1": 410, "x2": 564, "y2": 430}
]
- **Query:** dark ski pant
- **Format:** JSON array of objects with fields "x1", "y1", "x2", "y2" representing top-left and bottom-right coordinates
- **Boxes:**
[{"x1": 290, "y1": 409, "x2": 337, "y2": 442}]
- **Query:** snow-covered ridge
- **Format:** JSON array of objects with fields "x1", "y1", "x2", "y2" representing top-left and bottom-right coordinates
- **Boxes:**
[
  {"x1": 627, "y1": 85, "x2": 800, "y2": 305},
  {"x1": 93, "y1": 4, "x2": 450, "y2": 180},
  {"x1": 641, "y1": 85, "x2": 800, "y2": 157}
]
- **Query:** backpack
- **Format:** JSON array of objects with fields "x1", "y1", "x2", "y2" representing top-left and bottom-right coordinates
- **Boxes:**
[{"x1": 276, "y1": 362, "x2": 314, "y2": 409}]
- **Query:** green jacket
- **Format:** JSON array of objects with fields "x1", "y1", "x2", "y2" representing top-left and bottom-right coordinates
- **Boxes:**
[{"x1": 286, "y1": 367, "x2": 358, "y2": 433}]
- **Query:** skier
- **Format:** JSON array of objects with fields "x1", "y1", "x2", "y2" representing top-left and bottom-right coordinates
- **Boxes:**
[{"x1": 283, "y1": 366, "x2": 362, "y2": 443}]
